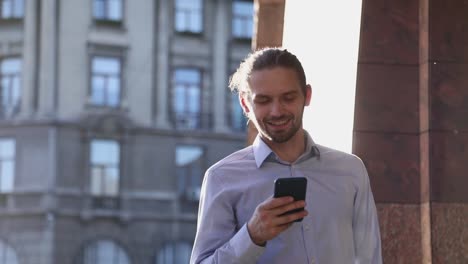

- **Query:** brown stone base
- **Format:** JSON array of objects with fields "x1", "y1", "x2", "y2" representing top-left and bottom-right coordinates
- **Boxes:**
[
  {"x1": 377, "y1": 203, "x2": 432, "y2": 264},
  {"x1": 431, "y1": 203, "x2": 468, "y2": 264}
]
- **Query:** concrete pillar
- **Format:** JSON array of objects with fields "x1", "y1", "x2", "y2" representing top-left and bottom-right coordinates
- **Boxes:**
[
  {"x1": 21, "y1": 0, "x2": 38, "y2": 117},
  {"x1": 212, "y1": 0, "x2": 229, "y2": 133},
  {"x1": 154, "y1": 0, "x2": 171, "y2": 128},
  {"x1": 37, "y1": 0, "x2": 58, "y2": 116},
  {"x1": 354, "y1": 0, "x2": 468, "y2": 262}
]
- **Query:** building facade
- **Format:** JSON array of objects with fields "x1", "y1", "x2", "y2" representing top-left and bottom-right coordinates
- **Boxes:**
[{"x1": 0, "y1": 0, "x2": 252, "y2": 263}]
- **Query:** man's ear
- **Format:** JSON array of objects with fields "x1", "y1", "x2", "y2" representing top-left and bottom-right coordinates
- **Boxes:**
[
  {"x1": 304, "y1": 84, "x2": 312, "y2": 106},
  {"x1": 239, "y1": 93, "x2": 251, "y2": 114}
]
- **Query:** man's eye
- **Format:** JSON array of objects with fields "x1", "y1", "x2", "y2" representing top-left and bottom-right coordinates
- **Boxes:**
[
  {"x1": 284, "y1": 95, "x2": 297, "y2": 101},
  {"x1": 255, "y1": 98, "x2": 269, "y2": 104}
]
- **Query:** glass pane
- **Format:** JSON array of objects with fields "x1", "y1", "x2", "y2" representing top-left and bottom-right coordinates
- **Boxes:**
[
  {"x1": 11, "y1": 76, "x2": 20, "y2": 104},
  {"x1": 233, "y1": 1, "x2": 253, "y2": 16},
  {"x1": 13, "y1": 0, "x2": 23, "y2": 17},
  {"x1": 0, "y1": 241, "x2": 18, "y2": 264},
  {"x1": 1, "y1": 0, "x2": 12, "y2": 18},
  {"x1": 0, "y1": 139, "x2": 15, "y2": 158},
  {"x1": 107, "y1": 77, "x2": 120, "y2": 106},
  {"x1": 86, "y1": 240, "x2": 130, "y2": 264},
  {"x1": 93, "y1": 57, "x2": 120, "y2": 75},
  {"x1": 173, "y1": 86, "x2": 186, "y2": 113},
  {"x1": 176, "y1": 146, "x2": 202, "y2": 166},
  {"x1": 0, "y1": 161, "x2": 14, "y2": 192},
  {"x1": 190, "y1": 13, "x2": 202, "y2": 32},
  {"x1": 91, "y1": 77, "x2": 105, "y2": 105},
  {"x1": 187, "y1": 86, "x2": 200, "y2": 113},
  {"x1": 91, "y1": 140, "x2": 119, "y2": 165},
  {"x1": 176, "y1": 0, "x2": 201, "y2": 9},
  {"x1": 1, "y1": 58, "x2": 21, "y2": 74},
  {"x1": 174, "y1": 243, "x2": 192, "y2": 264},
  {"x1": 93, "y1": 0, "x2": 105, "y2": 18},
  {"x1": 104, "y1": 168, "x2": 118, "y2": 196},
  {"x1": 175, "y1": 12, "x2": 186, "y2": 31},
  {"x1": 91, "y1": 167, "x2": 103, "y2": 195},
  {"x1": 174, "y1": 69, "x2": 200, "y2": 83},
  {"x1": 108, "y1": 0, "x2": 122, "y2": 20}
]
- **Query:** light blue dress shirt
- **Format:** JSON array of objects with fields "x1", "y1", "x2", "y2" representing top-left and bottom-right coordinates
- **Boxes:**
[{"x1": 190, "y1": 132, "x2": 382, "y2": 264}]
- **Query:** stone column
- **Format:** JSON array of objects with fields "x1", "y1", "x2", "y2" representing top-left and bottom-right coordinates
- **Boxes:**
[
  {"x1": 154, "y1": 0, "x2": 171, "y2": 128},
  {"x1": 212, "y1": 0, "x2": 229, "y2": 133},
  {"x1": 427, "y1": 1, "x2": 468, "y2": 262},
  {"x1": 21, "y1": 0, "x2": 38, "y2": 117},
  {"x1": 354, "y1": 0, "x2": 468, "y2": 262},
  {"x1": 37, "y1": 0, "x2": 58, "y2": 117},
  {"x1": 248, "y1": 0, "x2": 285, "y2": 144}
]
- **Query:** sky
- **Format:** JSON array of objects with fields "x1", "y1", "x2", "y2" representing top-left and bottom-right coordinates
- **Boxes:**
[{"x1": 282, "y1": 1, "x2": 363, "y2": 153}]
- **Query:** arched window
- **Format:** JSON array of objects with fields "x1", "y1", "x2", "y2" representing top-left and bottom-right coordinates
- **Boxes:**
[
  {"x1": 83, "y1": 239, "x2": 130, "y2": 264},
  {"x1": 156, "y1": 241, "x2": 192, "y2": 264},
  {"x1": 0, "y1": 240, "x2": 18, "y2": 264}
]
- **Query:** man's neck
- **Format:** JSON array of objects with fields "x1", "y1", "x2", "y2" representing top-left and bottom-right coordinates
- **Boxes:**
[{"x1": 263, "y1": 129, "x2": 306, "y2": 163}]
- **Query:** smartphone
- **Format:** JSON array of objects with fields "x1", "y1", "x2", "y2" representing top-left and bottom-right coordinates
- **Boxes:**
[{"x1": 273, "y1": 177, "x2": 307, "y2": 222}]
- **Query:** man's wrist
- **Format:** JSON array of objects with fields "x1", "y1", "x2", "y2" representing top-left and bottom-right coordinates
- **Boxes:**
[{"x1": 247, "y1": 222, "x2": 267, "y2": 247}]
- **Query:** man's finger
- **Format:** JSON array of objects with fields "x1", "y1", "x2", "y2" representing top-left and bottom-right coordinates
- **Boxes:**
[{"x1": 259, "y1": 196, "x2": 294, "y2": 210}]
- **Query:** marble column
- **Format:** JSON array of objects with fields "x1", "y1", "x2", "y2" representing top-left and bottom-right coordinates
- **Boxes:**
[
  {"x1": 212, "y1": 0, "x2": 229, "y2": 133},
  {"x1": 37, "y1": 0, "x2": 58, "y2": 117},
  {"x1": 354, "y1": 0, "x2": 468, "y2": 263},
  {"x1": 154, "y1": 0, "x2": 171, "y2": 128},
  {"x1": 21, "y1": 0, "x2": 38, "y2": 117}
]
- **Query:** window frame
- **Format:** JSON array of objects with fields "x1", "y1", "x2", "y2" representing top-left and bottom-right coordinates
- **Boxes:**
[
  {"x1": 170, "y1": 67, "x2": 207, "y2": 130},
  {"x1": 91, "y1": 0, "x2": 124, "y2": 25},
  {"x1": 0, "y1": 56, "x2": 21, "y2": 118},
  {"x1": 173, "y1": 0, "x2": 204, "y2": 34},
  {"x1": 82, "y1": 239, "x2": 131, "y2": 264},
  {"x1": 89, "y1": 55, "x2": 122, "y2": 108},
  {"x1": 231, "y1": 0, "x2": 254, "y2": 40},
  {"x1": 156, "y1": 240, "x2": 193, "y2": 264},
  {"x1": 89, "y1": 138, "x2": 121, "y2": 198},
  {"x1": 0, "y1": 138, "x2": 15, "y2": 194},
  {"x1": 175, "y1": 144, "x2": 205, "y2": 201},
  {"x1": 0, "y1": 0, "x2": 24, "y2": 20}
]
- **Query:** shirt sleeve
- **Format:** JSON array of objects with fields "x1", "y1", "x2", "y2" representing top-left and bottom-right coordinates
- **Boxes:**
[
  {"x1": 352, "y1": 159, "x2": 383, "y2": 264},
  {"x1": 190, "y1": 169, "x2": 265, "y2": 264}
]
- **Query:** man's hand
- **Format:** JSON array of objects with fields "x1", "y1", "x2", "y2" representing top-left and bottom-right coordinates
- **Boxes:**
[{"x1": 247, "y1": 196, "x2": 308, "y2": 246}]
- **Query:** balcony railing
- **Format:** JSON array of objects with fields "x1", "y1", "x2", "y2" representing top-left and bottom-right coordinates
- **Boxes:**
[{"x1": 171, "y1": 111, "x2": 213, "y2": 131}]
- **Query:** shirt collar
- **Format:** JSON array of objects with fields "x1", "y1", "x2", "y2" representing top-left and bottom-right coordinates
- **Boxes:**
[{"x1": 252, "y1": 130, "x2": 319, "y2": 168}]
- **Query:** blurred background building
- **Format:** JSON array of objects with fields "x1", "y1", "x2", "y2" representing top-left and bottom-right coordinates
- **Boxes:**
[{"x1": 0, "y1": 0, "x2": 252, "y2": 263}]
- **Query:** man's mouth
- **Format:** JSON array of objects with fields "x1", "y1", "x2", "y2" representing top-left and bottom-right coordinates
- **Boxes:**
[{"x1": 266, "y1": 118, "x2": 291, "y2": 129}]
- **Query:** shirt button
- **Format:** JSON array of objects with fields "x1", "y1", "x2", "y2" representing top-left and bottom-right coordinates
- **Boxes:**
[{"x1": 304, "y1": 225, "x2": 309, "y2": 231}]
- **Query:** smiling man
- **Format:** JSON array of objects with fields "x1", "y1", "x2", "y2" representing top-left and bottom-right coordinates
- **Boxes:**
[{"x1": 190, "y1": 48, "x2": 382, "y2": 264}]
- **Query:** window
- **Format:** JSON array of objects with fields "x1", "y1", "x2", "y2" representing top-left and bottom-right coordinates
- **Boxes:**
[
  {"x1": 232, "y1": 0, "x2": 253, "y2": 39},
  {"x1": 229, "y1": 92, "x2": 247, "y2": 132},
  {"x1": 176, "y1": 145, "x2": 203, "y2": 201},
  {"x1": 93, "y1": 0, "x2": 122, "y2": 22},
  {"x1": 90, "y1": 140, "x2": 120, "y2": 197},
  {"x1": 0, "y1": 57, "x2": 21, "y2": 117},
  {"x1": 91, "y1": 56, "x2": 121, "y2": 107},
  {"x1": 0, "y1": 240, "x2": 18, "y2": 264},
  {"x1": 156, "y1": 241, "x2": 192, "y2": 264},
  {"x1": 83, "y1": 240, "x2": 130, "y2": 264},
  {"x1": 174, "y1": 0, "x2": 202, "y2": 33},
  {"x1": 0, "y1": 0, "x2": 23, "y2": 19},
  {"x1": 0, "y1": 139, "x2": 14, "y2": 193},
  {"x1": 172, "y1": 68, "x2": 203, "y2": 130}
]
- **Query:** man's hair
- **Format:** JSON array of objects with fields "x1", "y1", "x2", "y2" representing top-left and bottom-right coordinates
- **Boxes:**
[{"x1": 229, "y1": 47, "x2": 307, "y2": 96}]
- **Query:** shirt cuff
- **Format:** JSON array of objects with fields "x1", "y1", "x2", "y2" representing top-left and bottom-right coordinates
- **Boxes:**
[{"x1": 229, "y1": 224, "x2": 265, "y2": 262}]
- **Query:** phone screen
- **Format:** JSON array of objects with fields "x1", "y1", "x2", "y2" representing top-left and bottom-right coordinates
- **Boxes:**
[{"x1": 273, "y1": 177, "x2": 307, "y2": 222}]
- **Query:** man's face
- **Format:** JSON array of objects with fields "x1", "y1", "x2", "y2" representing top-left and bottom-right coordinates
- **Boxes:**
[{"x1": 240, "y1": 67, "x2": 311, "y2": 144}]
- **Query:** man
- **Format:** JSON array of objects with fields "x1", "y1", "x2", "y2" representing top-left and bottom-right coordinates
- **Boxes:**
[{"x1": 190, "y1": 48, "x2": 382, "y2": 264}]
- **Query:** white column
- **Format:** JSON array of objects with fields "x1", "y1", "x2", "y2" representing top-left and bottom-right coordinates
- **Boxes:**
[
  {"x1": 154, "y1": 0, "x2": 171, "y2": 128},
  {"x1": 37, "y1": 0, "x2": 58, "y2": 116},
  {"x1": 20, "y1": 0, "x2": 38, "y2": 117},
  {"x1": 212, "y1": 0, "x2": 230, "y2": 132}
]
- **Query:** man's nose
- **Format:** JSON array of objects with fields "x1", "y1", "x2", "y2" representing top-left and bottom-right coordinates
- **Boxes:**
[{"x1": 270, "y1": 101, "x2": 283, "y2": 116}]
